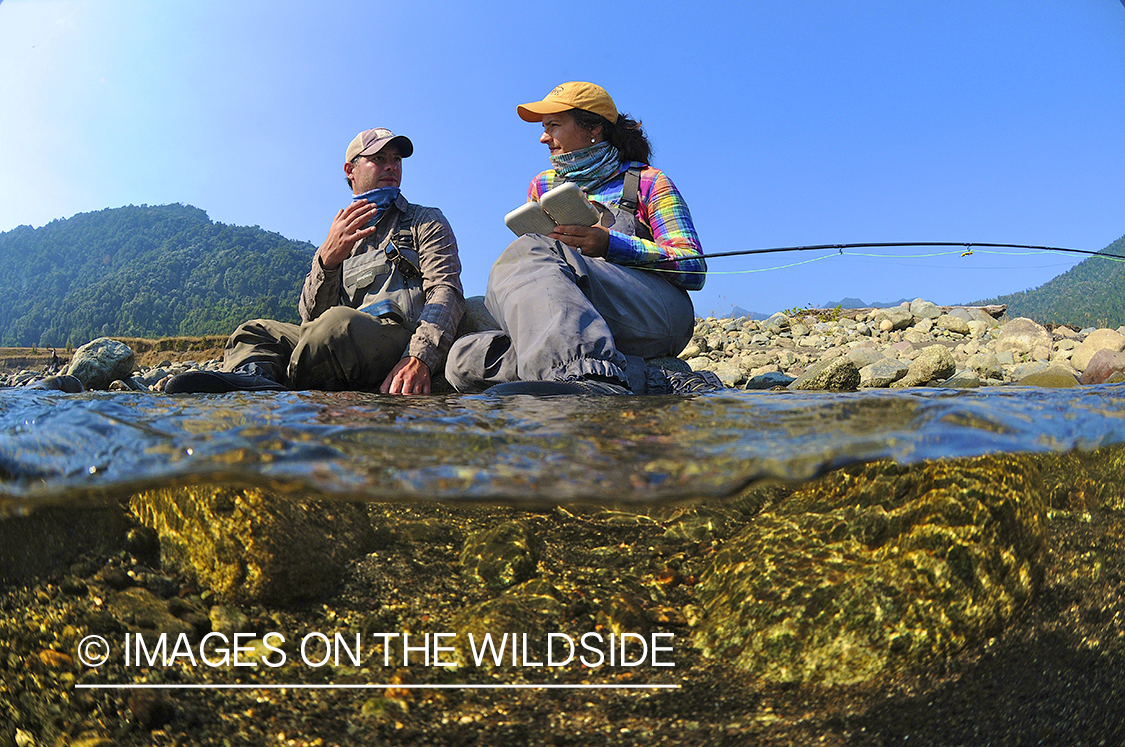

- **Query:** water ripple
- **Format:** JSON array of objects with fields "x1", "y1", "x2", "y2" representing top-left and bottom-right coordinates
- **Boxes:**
[{"x1": 3, "y1": 384, "x2": 1125, "y2": 508}]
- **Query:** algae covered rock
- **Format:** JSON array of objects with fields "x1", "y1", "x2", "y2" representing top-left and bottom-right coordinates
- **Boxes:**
[
  {"x1": 1020, "y1": 365, "x2": 1081, "y2": 388},
  {"x1": 107, "y1": 587, "x2": 196, "y2": 640},
  {"x1": 449, "y1": 579, "x2": 565, "y2": 668},
  {"x1": 460, "y1": 520, "x2": 541, "y2": 589},
  {"x1": 1036, "y1": 444, "x2": 1125, "y2": 513},
  {"x1": 129, "y1": 486, "x2": 377, "y2": 604},
  {"x1": 691, "y1": 453, "x2": 1046, "y2": 686}
]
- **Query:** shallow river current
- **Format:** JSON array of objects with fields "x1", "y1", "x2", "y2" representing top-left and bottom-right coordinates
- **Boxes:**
[{"x1": 4, "y1": 383, "x2": 1125, "y2": 510}]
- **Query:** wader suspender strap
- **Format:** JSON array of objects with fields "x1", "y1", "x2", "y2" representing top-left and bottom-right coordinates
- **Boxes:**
[
  {"x1": 381, "y1": 206, "x2": 421, "y2": 279},
  {"x1": 619, "y1": 167, "x2": 642, "y2": 212}
]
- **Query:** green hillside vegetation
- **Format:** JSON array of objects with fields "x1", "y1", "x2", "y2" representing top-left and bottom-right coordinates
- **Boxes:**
[
  {"x1": 977, "y1": 234, "x2": 1125, "y2": 329},
  {"x1": 0, "y1": 204, "x2": 316, "y2": 347}
]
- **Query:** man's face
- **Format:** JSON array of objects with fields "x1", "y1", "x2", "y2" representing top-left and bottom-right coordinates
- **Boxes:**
[{"x1": 347, "y1": 145, "x2": 403, "y2": 194}]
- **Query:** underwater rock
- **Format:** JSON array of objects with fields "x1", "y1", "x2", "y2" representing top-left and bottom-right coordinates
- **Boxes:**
[
  {"x1": 449, "y1": 579, "x2": 565, "y2": 667},
  {"x1": 0, "y1": 504, "x2": 131, "y2": 585},
  {"x1": 8, "y1": 447, "x2": 1125, "y2": 741},
  {"x1": 107, "y1": 587, "x2": 196, "y2": 640},
  {"x1": 691, "y1": 453, "x2": 1046, "y2": 686},
  {"x1": 1037, "y1": 444, "x2": 1125, "y2": 513},
  {"x1": 208, "y1": 604, "x2": 250, "y2": 638},
  {"x1": 460, "y1": 520, "x2": 541, "y2": 590},
  {"x1": 129, "y1": 486, "x2": 377, "y2": 604}
]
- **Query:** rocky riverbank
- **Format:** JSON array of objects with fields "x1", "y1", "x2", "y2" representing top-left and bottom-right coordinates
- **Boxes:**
[
  {"x1": 684, "y1": 299, "x2": 1125, "y2": 390},
  {"x1": 6, "y1": 298, "x2": 1125, "y2": 393}
]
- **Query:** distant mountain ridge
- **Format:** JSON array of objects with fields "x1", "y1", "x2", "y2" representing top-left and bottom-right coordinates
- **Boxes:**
[
  {"x1": 820, "y1": 297, "x2": 913, "y2": 310},
  {"x1": 0, "y1": 204, "x2": 316, "y2": 347},
  {"x1": 730, "y1": 306, "x2": 769, "y2": 320},
  {"x1": 975, "y1": 234, "x2": 1125, "y2": 328},
  {"x1": 3, "y1": 204, "x2": 1121, "y2": 347}
]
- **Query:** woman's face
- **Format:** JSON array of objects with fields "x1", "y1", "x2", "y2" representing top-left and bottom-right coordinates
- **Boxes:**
[{"x1": 540, "y1": 111, "x2": 597, "y2": 155}]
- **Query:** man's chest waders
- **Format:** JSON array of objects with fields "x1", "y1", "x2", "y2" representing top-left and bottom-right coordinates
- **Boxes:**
[{"x1": 340, "y1": 204, "x2": 426, "y2": 325}]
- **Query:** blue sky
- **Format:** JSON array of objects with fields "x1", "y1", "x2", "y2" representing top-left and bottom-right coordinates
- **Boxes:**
[{"x1": 1, "y1": 0, "x2": 1122, "y2": 317}]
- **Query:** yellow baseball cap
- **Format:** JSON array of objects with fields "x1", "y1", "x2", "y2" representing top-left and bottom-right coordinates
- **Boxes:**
[{"x1": 516, "y1": 82, "x2": 619, "y2": 123}]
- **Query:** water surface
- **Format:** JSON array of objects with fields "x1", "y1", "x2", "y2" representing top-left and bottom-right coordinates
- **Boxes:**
[{"x1": 3, "y1": 384, "x2": 1125, "y2": 510}]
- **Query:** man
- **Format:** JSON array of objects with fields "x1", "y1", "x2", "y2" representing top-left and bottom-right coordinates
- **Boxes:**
[{"x1": 166, "y1": 128, "x2": 465, "y2": 395}]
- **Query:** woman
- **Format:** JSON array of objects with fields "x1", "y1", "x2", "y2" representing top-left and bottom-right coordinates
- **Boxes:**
[{"x1": 446, "y1": 81, "x2": 709, "y2": 395}]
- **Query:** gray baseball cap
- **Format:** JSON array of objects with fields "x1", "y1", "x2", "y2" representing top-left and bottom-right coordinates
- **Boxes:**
[{"x1": 345, "y1": 128, "x2": 414, "y2": 162}]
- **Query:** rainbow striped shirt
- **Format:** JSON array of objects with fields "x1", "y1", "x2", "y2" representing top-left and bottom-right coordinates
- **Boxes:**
[{"x1": 527, "y1": 162, "x2": 707, "y2": 291}]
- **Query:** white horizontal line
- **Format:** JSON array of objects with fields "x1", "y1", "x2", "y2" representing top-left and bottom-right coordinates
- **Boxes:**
[{"x1": 76, "y1": 683, "x2": 680, "y2": 690}]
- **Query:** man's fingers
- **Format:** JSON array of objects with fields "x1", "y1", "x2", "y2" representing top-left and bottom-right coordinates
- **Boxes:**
[
  {"x1": 346, "y1": 202, "x2": 379, "y2": 222},
  {"x1": 339, "y1": 205, "x2": 380, "y2": 239}
]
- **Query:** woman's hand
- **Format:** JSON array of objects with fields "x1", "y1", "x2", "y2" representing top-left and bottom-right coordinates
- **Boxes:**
[
  {"x1": 549, "y1": 224, "x2": 611, "y2": 258},
  {"x1": 317, "y1": 200, "x2": 381, "y2": 270}
]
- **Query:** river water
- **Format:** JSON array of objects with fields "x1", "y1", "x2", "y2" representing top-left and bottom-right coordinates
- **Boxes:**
[{"x1": 4, "y1": 383, "x2": 1125, "y2": 511}]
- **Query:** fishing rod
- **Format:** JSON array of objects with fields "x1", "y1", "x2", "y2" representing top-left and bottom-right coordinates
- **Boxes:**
[{"x1": 640, "y1": 241, "x2": 1125, "y2": 266}]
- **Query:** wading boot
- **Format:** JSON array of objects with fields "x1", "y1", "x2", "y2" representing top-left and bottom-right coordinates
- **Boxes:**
[{"x1": 164, "y1": 363, "x2": 286, "y2": 394}]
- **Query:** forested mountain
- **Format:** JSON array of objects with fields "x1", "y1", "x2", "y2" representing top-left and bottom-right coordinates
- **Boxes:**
[
  {"x1": 5, "y1": 203, "x2": 1122, "y2": 347},
  {"x1": 0, "y1": 204, "x2": 316, "y2": 347},
  {"x1": 976, "y1": 234, "x2": 1125, "y2": 328}
]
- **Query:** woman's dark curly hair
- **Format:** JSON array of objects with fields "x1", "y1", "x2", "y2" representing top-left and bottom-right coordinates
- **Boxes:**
[{"x1": 570, "y1": 108, "x2": 652, "y2": 164}]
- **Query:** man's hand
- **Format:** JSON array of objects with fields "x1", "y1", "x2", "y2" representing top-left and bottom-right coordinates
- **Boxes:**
[
  {"x1": 317, "y1": 200, "x2": 382, "y2": 270},
  {"x1": 381, "y1": 356, "x2": 432, "y2": 395},
  {"x1": 549, "y1": 224, "x2": 611, "y2": 258}
]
